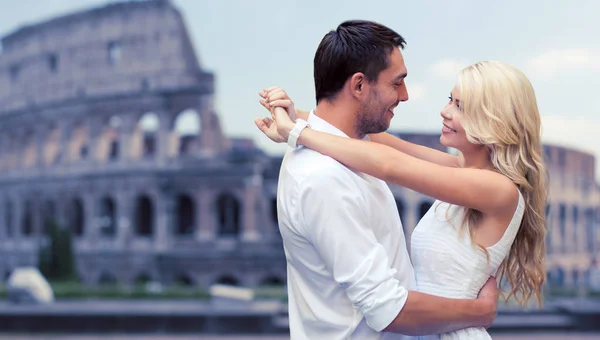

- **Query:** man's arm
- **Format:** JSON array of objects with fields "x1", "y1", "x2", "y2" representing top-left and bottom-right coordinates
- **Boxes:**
[
  {"x1": 298, "y1": 166, "x2": 409, "y2": 332},
  {"x1": 383, "y1": 279, "x2": 498, "y2": 335},
  {"x1": 299, "y1": 168, "x2": 497, "y2": 336}
]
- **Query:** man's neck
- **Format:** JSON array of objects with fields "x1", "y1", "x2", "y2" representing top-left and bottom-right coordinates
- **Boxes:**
[{"x1": 314, "y1": 100, "x2": 359, "y2": 139}]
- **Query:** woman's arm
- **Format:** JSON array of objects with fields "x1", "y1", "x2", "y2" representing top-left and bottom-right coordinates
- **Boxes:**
[
  {"x1": 263, "y1": 88, "x2": 457, "y2": 167},
  {"x1": 294, "y1": 126, "x2": 516, "y2": 215},
  {"x1": 263, "y1": 103, "x2": 515, "y2": 214},
  {"x1": 296, "y1": 108, "x2": 458, "y2": 167},
  {"x1": 295, "y1": 109, "x2": 310, "y2": 121},
  {"x1": 369, "y1": 132, "x2": 459, "y2": 167},
  {"x1": 261, "y1": 91, "x2": 514, "y2": 213}
]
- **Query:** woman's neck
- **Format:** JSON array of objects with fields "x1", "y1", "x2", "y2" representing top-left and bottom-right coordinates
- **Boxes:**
[{"x1": 458, "y1": 146, "x2": 495, "y2": 171}]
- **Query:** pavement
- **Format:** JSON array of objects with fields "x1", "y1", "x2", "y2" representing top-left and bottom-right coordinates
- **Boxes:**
[{"x1": 0, "y1": 333, "x2": 599, "y2": 340}]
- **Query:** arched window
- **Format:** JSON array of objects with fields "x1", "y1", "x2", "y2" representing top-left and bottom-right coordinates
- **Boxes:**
[
  {"x1": 98, "y1": 197, "x2": 116, "y2": 236},
  {"x1": 139, "y1": 112, "x2": 159, "y2": 158},
  {"x1": 135, "y1": 195, "x2": 154, "y2": 236},
  {"x1": 71, "y1": 198, "x2": 85, "y2": 237},
  {"x1": 215, "y1": 275, "x2": 239, "y2": 286},
  {"x1": 174, "y1": 109, "x2": 201, "y2": 155},
  {"x1": 216, "y1": 194, "x2": 240, "y2": 236},
  {"x1": 176, "y1": 194, "x2": 195, "y2": 235},
  {"x1": 22, "y1": 200, "x2": 33, "y2": 236}
]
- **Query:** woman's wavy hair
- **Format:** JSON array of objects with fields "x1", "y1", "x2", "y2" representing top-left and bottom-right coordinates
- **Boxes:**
[{"x1": 452, "y1": 61, "x2": 548, "y2": 307}]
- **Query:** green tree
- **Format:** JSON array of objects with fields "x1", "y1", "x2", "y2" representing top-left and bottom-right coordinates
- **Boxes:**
[{"x1": 38, "y1": 220, "x2": 77, "y2": 281}]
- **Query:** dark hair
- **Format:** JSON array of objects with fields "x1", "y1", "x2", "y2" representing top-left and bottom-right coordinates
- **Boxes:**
[{"x1": 313, "y1": 20, "x2": 406, "y2": 104}]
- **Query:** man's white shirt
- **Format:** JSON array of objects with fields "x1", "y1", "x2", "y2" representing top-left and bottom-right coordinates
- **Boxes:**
[{"x1": 277, "y1": 111, "x2": 417, "y2": 339}]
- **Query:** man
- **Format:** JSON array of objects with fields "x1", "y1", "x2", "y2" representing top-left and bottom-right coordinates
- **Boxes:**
[{"x1": 255, "y1": 20, "x2": 498, "y2": 339}]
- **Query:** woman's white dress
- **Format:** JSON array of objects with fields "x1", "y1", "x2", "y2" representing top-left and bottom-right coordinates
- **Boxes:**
[{"x1": 410, "y1": 191, "x2": 525, "y2": 339}]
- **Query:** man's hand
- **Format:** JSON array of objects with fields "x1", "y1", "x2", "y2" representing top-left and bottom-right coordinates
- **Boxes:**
[{"x1": 477, "y1": 276, "x2": 499, "y2": 329}]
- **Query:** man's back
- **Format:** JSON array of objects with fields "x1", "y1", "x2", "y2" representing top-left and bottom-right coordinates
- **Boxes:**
[{"x1": 276, "y1": 112, "x2": 416, "y2": 339}]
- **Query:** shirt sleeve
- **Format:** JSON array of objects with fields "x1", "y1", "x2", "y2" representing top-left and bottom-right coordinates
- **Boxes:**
[{"x1": 296, "y1": 166, "x2": 409, "y2": 332}]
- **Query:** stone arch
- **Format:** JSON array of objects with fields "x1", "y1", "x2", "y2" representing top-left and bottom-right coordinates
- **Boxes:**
[
  {"x1": 4, "y1": 132, "x2": 18, "y2": 169},
  {"x1": 174, "y1": 273, "x2": 194, "y2": 286},
  {"x1": 175, "y1": 194, "x2": 195, "y2": 235},
  {"x1": 132, "y1": 112, "x2": 160, "y2": 160},
  {"x1": 134, "y1": 272, "x2": 153, "y2": 285},
  {"x1": 22, "y1": 129, "x2": 36, "y2": 168},
  {"x1": 48, "y1": 53, "x2": 59, "y2": 73},
  {"x1": 216, "y1": 193, "x2": 241, "y2": 237},
  {"x1": 260, "y1": 276, "x2": 284, "y2": 286},
  {"x1": 546, "y1": 204, "x2": 553, "y2": 251},
  {"x1": 215, "y1": 275, "x2": 239, "y2": 286},
  {"x1": 584, "y1": 208, "x2": 594, "y2": 251},
  {"x1": 69, "y1": 122, "x2": 89, "y2": 161},
  {"x1": 98, "y1": 272, "x2": 118, "y2": 285},
  {"x1": 546, "y1": 270, "x2": 554, "y2": 286},
  {"x1": 558, "y1": 203, "x2": 567, "y2": 250},
  {"x1": 70, "y1": 198, "x2": 85, "y2": 237},
  {"x1": 98, "y1": 196, "x2": 117, "y2": 237},
  {"x1": 572, "y1": 269, "x2": 580, "y2": 286},
  {"x1": 572, "y1": 205, "x2": 579, "y2": 247},
  {"x1": 556, "y1": 267, "x2": 566, "y2": 286},
  {"x1": 22, "y1": 199, "x2": 33, "y2": 236},
  {"x1": 5, "y1": 200, "x2": 14, "y2": 237},
  {"x1": 44, "y1": 125, "x2": 62, "y2": 165},
  {"x1": 0, "y1": 139, "x2": 3, "y2": 170},
  {"x1": 42, "y1": 200, "x2": 56, "y2": 234},
  {"x1": 170, "y1": 108, "x2": 201, "y2": 157},
  {"x1": 583, "y1": 269, "x2": 592, "y2": 287},
  {"x1": 97, "y1": 115, "x2": 122, "y2": 162},
  {"x1": 418, "y1": 200, "x2": 433, "y2": 219},
  {"x1": 108, "y1": 41, "x2": 121, "y2": 65},
  {"x1": 135, "y1": 194, "x2": 154, "y2": 236}
]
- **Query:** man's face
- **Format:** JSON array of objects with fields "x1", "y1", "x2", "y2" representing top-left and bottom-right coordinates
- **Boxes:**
[{"x1": 356, "y1": 47, "x2": 408, "y2": 137}]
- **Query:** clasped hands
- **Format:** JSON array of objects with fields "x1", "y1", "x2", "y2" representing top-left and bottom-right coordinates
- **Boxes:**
[{"x1": 254, "y1": 87, "x2": 299, "y2": 144}]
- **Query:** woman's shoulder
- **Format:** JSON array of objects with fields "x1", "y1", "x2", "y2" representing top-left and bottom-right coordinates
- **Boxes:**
[{"x1": 483, "y1": 172, "x2": 521, "y2": 217}]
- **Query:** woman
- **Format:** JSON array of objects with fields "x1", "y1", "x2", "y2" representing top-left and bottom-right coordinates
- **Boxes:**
[{"x1": 256, "y1": 61, "x2": 548, "y2": 339}]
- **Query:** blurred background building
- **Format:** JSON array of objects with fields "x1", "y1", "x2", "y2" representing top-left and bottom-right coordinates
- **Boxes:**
[{"x1": 0, "y1": 0, "x2": 598, "y2": 294}]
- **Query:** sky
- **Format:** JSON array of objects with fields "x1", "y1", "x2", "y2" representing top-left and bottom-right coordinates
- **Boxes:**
[{"x1": 1, "y1": 0, "x2": 599, "y2": 179}]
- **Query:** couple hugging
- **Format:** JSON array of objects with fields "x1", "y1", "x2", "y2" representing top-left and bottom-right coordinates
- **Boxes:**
[{"x1": 253, "y1": 19, "x2": 547, "y2": 340}]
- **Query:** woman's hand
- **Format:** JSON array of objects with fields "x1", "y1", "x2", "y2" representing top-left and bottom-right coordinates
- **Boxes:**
[
  {"x1": 253, "y1": 116, "x2": 287, "y2": 143},
  {"x1": 259, "y1": 86, "x2": 298, "y2": 121},
  {"x1": 259, "y1": 87, "x2": 310, "y2": 121},
  {"x1": 255, "y1": 86, "x2": 299, "y2": 143}
]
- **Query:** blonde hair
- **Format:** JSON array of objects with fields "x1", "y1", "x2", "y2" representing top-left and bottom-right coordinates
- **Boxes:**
[{"x1": 456, "y1": 61, "x2": 548, "y2": 307}]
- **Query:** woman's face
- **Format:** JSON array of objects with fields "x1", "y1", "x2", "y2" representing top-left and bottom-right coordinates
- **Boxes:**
[{"x1": 439, "y1": 84, "x2": 470, "y2": 151}]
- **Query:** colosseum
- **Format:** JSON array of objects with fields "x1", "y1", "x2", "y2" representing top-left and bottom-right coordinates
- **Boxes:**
[
  {"x1": 0, "y1": 0, "x2": 598, "y2": 291},
  {"x1": 543, "y1": 145, "x2": 600, "y2": 288}
]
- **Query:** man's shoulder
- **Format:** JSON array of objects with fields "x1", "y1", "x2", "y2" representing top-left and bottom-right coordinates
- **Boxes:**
[{"x1": 282, "y1": 147, "x2": 356, "y2": 185}]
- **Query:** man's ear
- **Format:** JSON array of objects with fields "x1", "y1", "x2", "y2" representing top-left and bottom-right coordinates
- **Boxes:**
[{"x1": 349, "y1": 72, "x2": 366, "y2": 99}]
